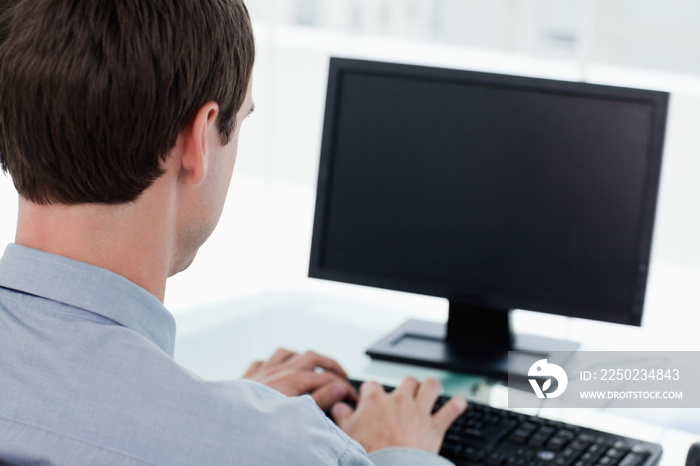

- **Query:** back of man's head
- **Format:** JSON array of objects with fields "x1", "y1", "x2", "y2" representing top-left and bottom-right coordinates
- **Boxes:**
[{"x1": 0, "y1": 0, "x2": 255, "y2": 205}]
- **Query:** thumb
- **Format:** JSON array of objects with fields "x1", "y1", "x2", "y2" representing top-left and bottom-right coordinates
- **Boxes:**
[{"x1": 331, "y1": 401, "x2": 354, "y2": 426}]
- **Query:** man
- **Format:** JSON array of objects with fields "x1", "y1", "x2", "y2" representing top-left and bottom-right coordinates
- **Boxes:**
[{"x1": 0, "y1": 0, "x2": 466, "y2": 464}]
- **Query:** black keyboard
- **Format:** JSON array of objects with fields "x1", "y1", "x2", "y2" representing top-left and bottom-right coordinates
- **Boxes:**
[{"x1": 343, "y1": 380, "x2": 662, "y2": 466}]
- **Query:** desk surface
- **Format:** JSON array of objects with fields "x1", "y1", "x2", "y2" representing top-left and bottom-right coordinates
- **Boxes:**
[{"x1": 174, "y1": 290, "x2": 699, "y2": 466}]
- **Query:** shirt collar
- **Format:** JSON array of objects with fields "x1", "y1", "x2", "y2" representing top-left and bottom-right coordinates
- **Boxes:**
[{"x1": 0, "y1": 243, "x2": 176, "y2": 357}]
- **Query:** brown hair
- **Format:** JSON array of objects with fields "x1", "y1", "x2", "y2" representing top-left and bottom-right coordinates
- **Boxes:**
[{"x1": 0, "y1": 0, "x2": 255, "y2": 204}]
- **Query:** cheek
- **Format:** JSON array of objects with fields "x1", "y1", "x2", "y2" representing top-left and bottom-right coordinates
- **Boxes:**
[
  {"x1": 224, "y1": 147, "x2": 238, "y2": 179},
  {"x1": 220, "y1": 141, "x2": 238, "y2": 192},
  {"x1": 209, "y1": 143, "x2": 238, "y2": 216}
]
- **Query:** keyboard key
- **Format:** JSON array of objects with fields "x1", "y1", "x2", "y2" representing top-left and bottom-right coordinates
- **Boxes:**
[
  {"x1": 458, "y1": 446, "x2": 484, "y2": 462},
  {"x1": 440, "y1": 440, "x2": 461, "y2": 457},
  {"x1": 547, "y1": 436, "x2": 570, "y2": 452},
  {"x1": 617, "y1": 452, "x2": 645, "y2": 466},
  {"x1": 579, "y1": 452, "x2": 598, "y2": 463},
  {"x1": 605, "y1": 447, "x2": 625, "y2": 459},
  {"x1": 614, "y1": 440, "x2": 629, "y2": 450},
  {"x1": 588, "y1": 444, "x2": 602, "y2": 454},
  {"x1": 631, "y1": 444, "x2": 651, "y2": 455},
  {"x1": 570, "y1": 440, "x2": 590, "y2": 451},
  {"x1": 485, "y1": 453, "x2": 506, "y2": 465}
]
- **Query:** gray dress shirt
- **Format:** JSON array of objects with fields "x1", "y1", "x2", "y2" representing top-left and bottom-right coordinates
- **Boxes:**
[{"x1": 0, "y1": 244, "x2": 452, "y2": 465}]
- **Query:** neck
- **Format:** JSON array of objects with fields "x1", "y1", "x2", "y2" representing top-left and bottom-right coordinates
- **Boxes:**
[{"x1": 15, "y1": 189, "x2": 176, "y2": 302}]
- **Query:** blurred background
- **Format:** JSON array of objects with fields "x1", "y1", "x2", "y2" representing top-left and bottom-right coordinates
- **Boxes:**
[{"x1": 1, "y1": 0, "x2": 699, "y2": 331}]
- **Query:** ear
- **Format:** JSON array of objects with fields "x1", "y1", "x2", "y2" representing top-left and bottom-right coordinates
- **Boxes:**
[{"x1": 180, "y1": 102, "x2": 220, "y2": 186}]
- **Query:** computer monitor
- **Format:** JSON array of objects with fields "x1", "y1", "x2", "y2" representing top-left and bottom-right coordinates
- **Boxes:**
[{"x1": 309, "y1": 57, "x2": 669, "y2": 381}]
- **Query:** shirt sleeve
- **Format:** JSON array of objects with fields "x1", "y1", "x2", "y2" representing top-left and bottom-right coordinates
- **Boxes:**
[{"x1": 368, "y1": 447, "x2": 455, "y2": 466}]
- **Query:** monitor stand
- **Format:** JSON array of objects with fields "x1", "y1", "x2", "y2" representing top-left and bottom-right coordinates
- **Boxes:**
[{"x1": 365, "y1": 301, "x2": 578, "y2": 382}]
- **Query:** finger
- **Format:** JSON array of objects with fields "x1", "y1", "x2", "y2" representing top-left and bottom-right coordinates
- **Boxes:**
[
  {"x1": 311, "y1": 382, "x2": 352, "y2": 411},
  {"x1": 416, "y1": 377, "x2": 442, "y2": 411},
  {"x1": 288, "y1": 371, "x2": 349, "y2": 396},
  {"x1": 331, "y1": 401, "x2": 354, "y2": 427},
  {"x1": 394, "y1": 376, "x2": 420, "y2": 399},
  {"x1": 433, "y1": 396, "x2": 468, "y2": 433},
  {"x1": 242, "y1": 360, "x2": 263, "y2": 378},
  {"x1": 289, "y1": 351, "x2": 348, "y2": 378},
  {"x1": 342, "y1": 380, "x2": 359, "y2": 403},
  {"x1": 262, "y1": 348, "x2": 297, "y2": 368},
  {"x1": 358, "y1": 380, "x2": 384, "y2": 399}
]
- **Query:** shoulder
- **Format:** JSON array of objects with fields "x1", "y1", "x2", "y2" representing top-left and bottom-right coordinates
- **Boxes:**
[{"x1": 0, "y1": 313, "x2": 370, "y2": 465}]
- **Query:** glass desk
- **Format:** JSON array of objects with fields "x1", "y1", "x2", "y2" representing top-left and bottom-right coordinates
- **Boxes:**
[{"x1": 174, "y1": 290, "x2": 699, "y2": 466}]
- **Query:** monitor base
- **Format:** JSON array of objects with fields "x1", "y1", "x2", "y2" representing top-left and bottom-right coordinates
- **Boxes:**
[{"x1": 366, "y1": 319, "x2": 578, "y2": 383}]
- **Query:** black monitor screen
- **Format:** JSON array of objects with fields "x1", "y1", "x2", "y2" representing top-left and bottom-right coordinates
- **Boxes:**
[{"x1": 310, "y1": 58, "x2": 668, "y2": 327}]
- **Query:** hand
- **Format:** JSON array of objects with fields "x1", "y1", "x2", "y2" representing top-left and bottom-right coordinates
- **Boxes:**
[
  {"x1": 242, "y1": 348, "x2": 358, "y2": 411},
  {"x1": 331, "y1": 377, "x2": 467, "y2": 454}
]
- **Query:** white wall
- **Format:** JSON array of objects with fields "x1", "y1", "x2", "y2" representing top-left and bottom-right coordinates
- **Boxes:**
[{"x1": 196, "y1": 24, "x2": 700, "y2": 343}]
